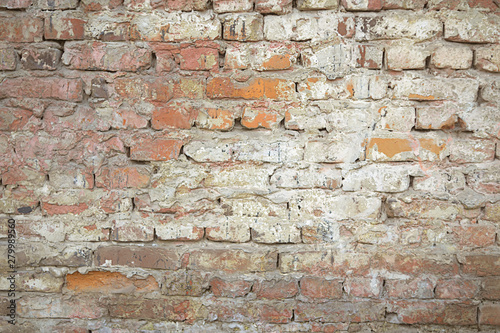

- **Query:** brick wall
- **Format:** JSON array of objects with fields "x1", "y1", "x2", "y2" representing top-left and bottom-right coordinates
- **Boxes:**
[{"x1": 1, "y1": 0, "x2": 500, "y2": 331}]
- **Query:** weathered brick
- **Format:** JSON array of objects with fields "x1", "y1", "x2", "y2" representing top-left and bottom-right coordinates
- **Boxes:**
[
  {"x1": 386, "y1": 44, "x2": 428, "y2": 70},
  {"x1": 81, "y1": 0, "x2": 122, "y2": 10},
  {"x1": 484, "y1": 202, "x2": 500, "y2": 221},
  {"x1": 95, "y1": 246, "x2": 181, "y2": 269},
  {"x1": 188, "y1": 249, "x2": 277, "y2": 273},
  {"x1": 444, "y1": 10, "x2": 500, "y2": 43},
  {"x1": 204, "y1": 163, "x2": 274, "y2": 188},
  {"x1": 85, "y1": 12, "x2": 131, "y2": 41},
  {"x1": 45, "y1": 12, "x2": 87, "y2": 40},
  {"x1": 162, "y1": 270, "x2": 210, "y2": 296},
  {"x1": 0, "y1": 16, "x2": 43, "y2": 42},
  {"x1": 344, "y1": 277, "x2": 382, "y2": 298},
  {"x1": 18, "y1": 295, "x2": 107, "y2": 319},
  {"x1": 271, "y1": 166, "x2": 341, "y2": 189},
  {"x1": 0, "y1": 0, "x2": 31, "y2": 8},
  {"x1": 225, "y1": 42, "x2": 298, "y2": 71},
  {"x1": 110, "y1": 108, "x2": 148, "y2": 129},
  {"x1": 354, "y1": 44, "x2": 384, "y2": 69},
  {"x1": 481, "y1": 277, "x2": 500, "y2": 300},
  {"x1": 366, "y1": 134, "x2": 449, "y2": 162},
  {"x1": 435, "y1": 279, "x2": 479, "y2": 299},
  {"x1": 213, "y1": 0, "x2": 252, "y2": 12},
  {"x1": 34, "y1": 0, "x2": 78, "y2": 9},
  {"x1": 342, "y1": 0, "x2": 382, "y2": 11},
  {"x1": 195, "y1": 108, "x2": 235, "y2": 130},
  {"x1": 383, "y1": 0, "x2": 426, "y2": 9},
  {"x1": 432, "y1": 45, "x2": 473, "y2": 69},
  {"x1": 387, "y1": 198, "x2": 463, "y2": 221},
  {"x1": 0, "y1": 271, "x2": 63, "y2": 292},
  {"x1": 130, "y1": 12, "x2": 221, "y2": 42},
  {"x1": 304, "y1": 135, "x2": 365, "y2": 164},
  {"x1": 253, "y1": 279, "x2": 299, "y2": 299},
  {"x1": 295, "y1": 301, "x2": 385, "y2": 322},
  {"x1": 416, "y1": 102, "x2": 465, "y2": 130},
  {"x1": 0, "y1": 77, "x2": 83, "y2": 102},
  {"x1": 95, "y1": 166, "x2": 151, "y2": 189},
  {"x1": 205, "y1": 221, "x2": 251, "y2": 242},
  {"x1": 255, "y1": 0, "x2": 292, "y2": 13},
  {"x1": 460, "y1": 255, "x2": 500, "y2": 276},
  {"x1": 208, "y1": 299, "x2": 293, "y2": 323},
  {"x1": 130, "y1": 138, "x2": 184, "y2": 161},
  {"x1": 251, "y1": 218, "x2": 302, "y2": 244},
  {"x1": 223, "y1": 14, "x2": 264, "y2": 41},
  {"x1": 392, "y1": 78, "x2": 478, "y2": 103},
  {"x1": 152, "y1": 101, "x2": 198, "y2": 130},
  {"x1": 179, "y1": 46, "x2": 219, "y2": 70},
  {"x1": 166, "y1": 0, "x2": 209, "y2": 10},
  {"x1": 300, "y1": 277, "x2": 343, "y2": 300},
  {"x1": 62, "y1": 41, "x2": 152, "y2": 71},
  {"x1": 428, "y1": 0, "x2": 497, "y2": 10},
  {"x1": 207, "y1": 77, "x2": 295, "y2": 100},
  {"x1": 298, "y1": 0, "x2": 338, "y2": 10},
  {"x1": 343, "y1": 164, "x2": 410, "y2": 193},
  {"x1": 376, "y1": 106, "x2": 415, "y2": 131},
  {"x1": 111, "y1": 221, "x2": 154, "y2": 242},
  {"x1": 452, "y1": 225, "x2": 496, "y2": 247},
  {"x1": 480, "y1": 303, "x2": 500, "y2": 326},
  {"x1": 279, "y1": 251, "x2": 335, "y2": 275},
  {"x1": 475, "y1": 44, "x2": 500, "y2": 72},
  {"x1": 467, "y1": 163, "x2": 500, "y2": 194},
  {"x1": 356, "y1": 13, "x2": 442, "y2": 41},
  {"x1": 385, "y1": 278, "x2": 435, "y2": 299},
  {"x1": 66, "y1": 271, "x2": 158, "y2": 293},
  {"x1": 0, "y1": 48, "x2": 17, "y2": 70},
  {"x1": 20, "y1": 47, "x2": 61, "y2": 70},
  {"x1": 210, "y1": 277, "x2": 253, "y2": 297},
  {"x1": 386, "y1": 301, "x2": 477, "y2": 325}
]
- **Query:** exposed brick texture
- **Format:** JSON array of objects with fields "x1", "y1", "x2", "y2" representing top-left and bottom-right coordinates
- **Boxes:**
[{"x1": 1, "y1": 0, "x2": 499, "y2": 331}]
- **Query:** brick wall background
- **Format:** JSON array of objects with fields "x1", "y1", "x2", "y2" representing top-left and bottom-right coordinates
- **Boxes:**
[{"x1": 1, "y1": 0, "x2": 500, "y2": 331}]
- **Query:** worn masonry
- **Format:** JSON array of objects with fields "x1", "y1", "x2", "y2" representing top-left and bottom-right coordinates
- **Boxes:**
[{"x1": 1, "y1": 0, "x2": 500, "y2": 331}]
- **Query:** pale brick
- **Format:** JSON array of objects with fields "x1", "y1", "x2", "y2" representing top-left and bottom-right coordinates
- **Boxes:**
[
  {"x1": 297, "y1": 0, "x2": 338, "y2": 10},
  {"x1": 356, "y1": 12, "x2": 442, "y2": 41},
  {"x1": 416, "y1": 102, "x2": 465, "y2": 130},
  {"x1": 204, "y1": 164, "x2": 275, "y2": 189},
  {"x1": 256, "y1": 0, "x2": 292, "y2": 13},
  {"x1": 250, "y1": 217, "x2": 302, "y2": 244},
  {"x1": 467, "y1": 162, "x2": 500, "y2": 194},
  {"x1": 432, "y1": 45, "x2": 473, "y2": 69},
  {"x1": 213, "y1": 0, "x2": 252, "y2": 12},
  {"x1": 130, "y1": 12, "x2": 221, "y2": 42},
  {"x1": 302, "y1": 43, "x2": 352, "y2": 80},
  {"x1": 481, "y1": 79, "x2": 500, "y2": 103},
  {"x1": 449, "y1": 139, "x2": 496, "y2": 163},
  {"x1": 223, "y1": 13, "x2": 264, "y2": 41},
  {"x1": 206, "y1": 219, "x2": 251, "y2": 242},
  {"x1": 304, "y1": 134, "x2": 365, "y2": 163},
  {"x1": 475, "y1": 44, "x2": 500, "y2": 72},
  {"x1": 225, "y1": 42, "x2": 298, "y2": 71},
  {"x1": 290, "y1": 191, "x2": 382, "y2": 221},
  {"x1": 314, "y1": 101, "x2": 378, "y2": 133},
  {"x1": 444, "y1": 10, "x2": 500, "y2": 43},
  {"x1": 392, "y1": 78, "x2": 478, "y2": 104},
  {"x1": 376, "y1": 106, "x2": 415, "y2": 132},
  {"x1": 383, "y1": 0, "x2": 426, "y2": 9},
  {"x1": 413, "y1": 169, "x2": 466, "y2": 194},
  {"x1": 342, "y1": 0, "x2": 382, "y2": 11},
  {"x1": 343, "y1": 164, "x2": 410, "y2": 193},
  {"x1": 460, "y1": 105, "x2": 500, "y2": 139},
  {"x1": 0, "y1": 48, "x2": 17, "y2": 70},
  {"x1": 271, "y1": 165, "x2": 342, "y2": 189},
  {"x1": 34, "y1": 0, "x2": 78, "y2": 9},
  {"x1": 386, "y1": 45, "x2": 428, "y2": 70},
  {"x1": 348, "y1": 75, "x2": 388, "y2": 100},
  {"x1": 484, "y1": 202, "x2": 500, "y2": 222},
  {"x1": 387, "y1": 198, "x2": 464, "y2": 221},
  {"x1": 298, "y1": 77, "x2": 350, "y2": 100}
]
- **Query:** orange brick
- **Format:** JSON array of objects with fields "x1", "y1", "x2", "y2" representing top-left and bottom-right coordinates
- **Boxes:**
[
  {"x1": 66, "y1": 271, "x2": 159, "y2": 293},
  {"x1": 152, "y1": 101, "x2": 198, "y2": 129},
  {"x1": 206, "y1": 77, "x2": 295, "y2": 100}
]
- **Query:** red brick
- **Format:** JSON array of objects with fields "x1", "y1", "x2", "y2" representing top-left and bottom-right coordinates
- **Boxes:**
[
  {"x1": 386, "y1": 300, "x2": 477, "y2": 325},
  {"x1": 99, "y1": 191, "x2": 129, "y2": 213},
  {"x1": 44, "y1": 106, "x2": 110, "y2": 132},
  {"x1": 109, "y1": 297, "x2": 204, "y2": 322},
  {"x1": 461, "y1": 255, "x2": 500, "y2": 276},
  {"x1": 152, "y1": 101, "x2": 198, "y2": 130},
  {"x1": 385, "y1": 278, "x2": 435, "y2": 299},
  {"x1": 295, "y1": 301, "x2": 385, "y2": 322},
  {"x1": 66, "y1": 271, "x2": 159, "y2": 293},
  {"x1": 207, "y1": 77, "x2": 295, "y2": 100},
  {"x1": 41, "y1": 202, "x2": 89, "y2": 216},
  {"x1": 378, "y1": 254, "x2": 459, "y2": 277},
  {"x1": 480, "y1": 303, "x2": 500, "y2": 326},
  {"x1": 482, "y1": 277, "x2": 500, "y2": 300},
  {"x1": 179, "y1": 46, "x2": 219, "y2": 71},
  {"x1": 45, "y1": 13, "x2": 86, "y2": 40},
  {"x1": 311, "y1": 323, "x2": 350, "y2": 333},
  {"x1": 188, "y1": 249, "x2": 277, "y2": 273},
  {"x1": 94, "y1": 246, "x2": 181, "y2": 269},
  {"x1": 300, "y1": 277, "x2": 343, "y2": 300},
  {"x1": 111, "y1": 109, "x2": 148, "y2": 129},
  {"x1": 253, "y1": 279, "x2": 299, "y2": 299},
  {"x1": 63, "y1": 41, "x2": 152, "y2": 71},
  {"x1": 452, "y1": 225, "x2": 496, "y2": 247},
  {"x1": 344, "y1": 277, "x2": 383, "y2": 298},
  {"x1": 130, "y1": 138, "x2": 184, "y2": 161},
  {"x1": 435, "y1": 279, "x2": 479, "y2": 299},
  {"x1": 210, "y1": 277, "x2": 253, "y2": 297},
  {"x1": 95, "y1": 166, "x2": 151, "y2": 189},
  {"x1": 0, "y1": 48, "x2": 17, "y2": 70},
  {"x1": 0, "y1": 77, "x2": 83, "y2": 102},
  {"x1": 0, "y1": 16, "x2": 43, "y2": 42}
]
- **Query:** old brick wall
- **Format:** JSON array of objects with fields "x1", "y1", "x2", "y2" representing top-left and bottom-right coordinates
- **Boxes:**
[{"x1": 1, "y1": 0, "x2": 500, "y2": 331}]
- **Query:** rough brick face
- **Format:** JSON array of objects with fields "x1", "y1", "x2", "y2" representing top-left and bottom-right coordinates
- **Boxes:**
[{"x1": 3, "y1": 0, "x2": 500, "y2": 331}]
